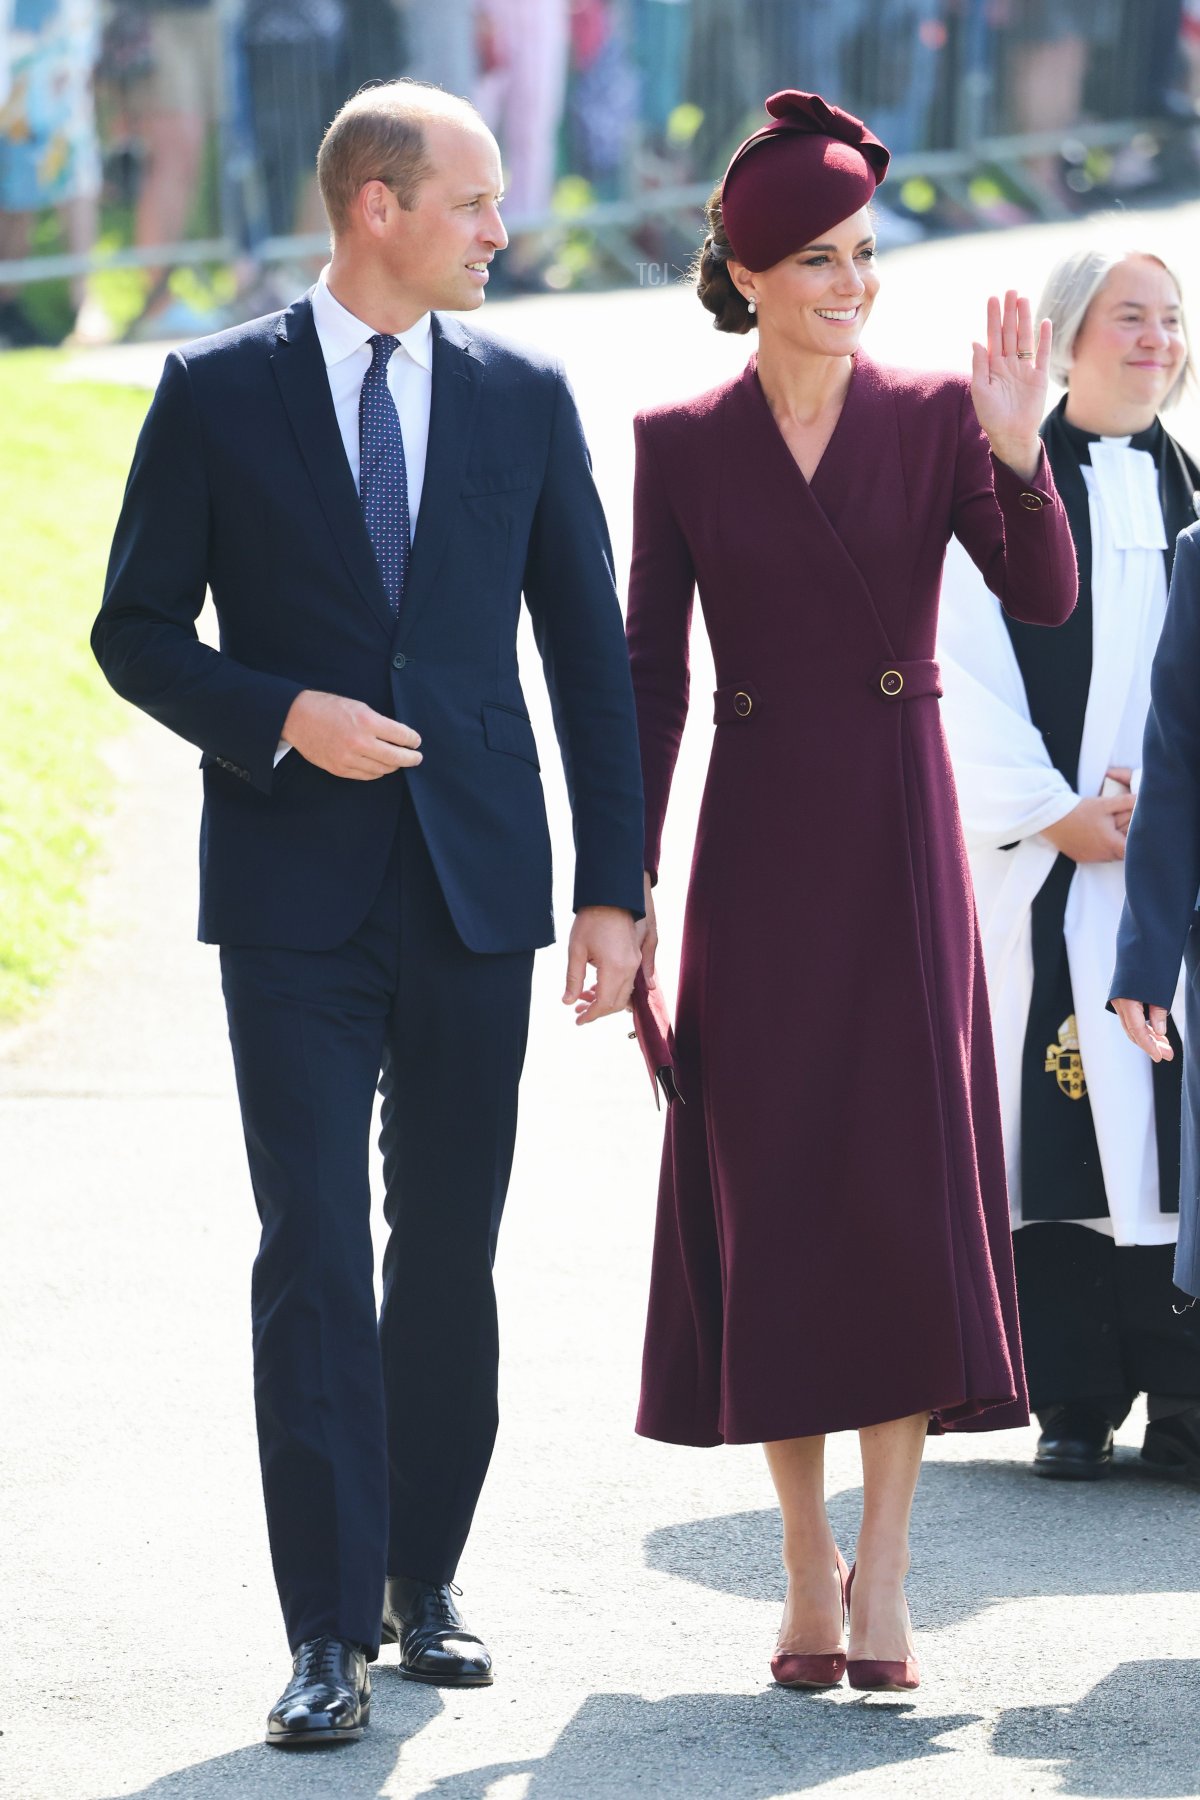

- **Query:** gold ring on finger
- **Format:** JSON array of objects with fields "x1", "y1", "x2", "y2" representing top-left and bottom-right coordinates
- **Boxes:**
[{"x1": 1017, "y1": 350, "x2": 1034, "y2": 360}]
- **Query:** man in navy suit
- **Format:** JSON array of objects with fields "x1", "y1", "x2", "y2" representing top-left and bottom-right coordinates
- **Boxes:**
[{"x1": 92, "y1": 80, "x2": 644, "y2": 1746}]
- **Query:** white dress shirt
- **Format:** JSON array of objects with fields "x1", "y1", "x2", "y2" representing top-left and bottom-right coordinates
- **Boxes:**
[
  {"x1": 310, "y1": 265, "x2": 433, "y2": 523},
  {"x1": 277, "y1": 272, "x2": 433, "y2": 764}
]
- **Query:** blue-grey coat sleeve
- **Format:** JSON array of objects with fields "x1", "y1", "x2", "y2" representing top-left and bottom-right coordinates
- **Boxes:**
[{"x1": 1110, "y1": 526, "x2": 1200, "y2": 1008}]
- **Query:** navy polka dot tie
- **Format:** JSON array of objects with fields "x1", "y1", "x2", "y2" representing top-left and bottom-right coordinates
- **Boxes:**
[{"x1": 359, "y1": 333, "x2": 411, "y2": 614}]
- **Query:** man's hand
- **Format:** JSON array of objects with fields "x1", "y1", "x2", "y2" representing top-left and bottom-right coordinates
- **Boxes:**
[
  {"x1": 1112, "y1": 998, "x2": 1174, "y2": 1062},
  {"x1": 1043, "y1": 792, "x2": 1134, "y2": 862},
  {"x1": 563, "y1": 905, "x2": 641, "y2": 1025},
  {"x1": 281, "y1": 690, "x2": 423, "y2": 780},
  {"x1": 636, "y1": 872, "x2": 658, "y2": 985}
]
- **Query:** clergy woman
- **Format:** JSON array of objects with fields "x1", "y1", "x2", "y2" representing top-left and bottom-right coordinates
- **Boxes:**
[
  {"x1": 626, "y1": 89, "x2": 1077, "y2": 1695},
  {"x1": 939, "y1": 247, "x2": 1200, "y2": 1486}
]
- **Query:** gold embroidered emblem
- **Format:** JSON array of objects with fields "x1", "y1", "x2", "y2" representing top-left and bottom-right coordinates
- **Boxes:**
[{"x1": 1045, "y1": 1015, "x2": 1087, "y2": 1100}]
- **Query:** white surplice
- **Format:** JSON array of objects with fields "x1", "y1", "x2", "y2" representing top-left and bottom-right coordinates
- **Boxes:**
[{"x1": 938, "y1": 439, "x2": 1183, "y2": 1244}]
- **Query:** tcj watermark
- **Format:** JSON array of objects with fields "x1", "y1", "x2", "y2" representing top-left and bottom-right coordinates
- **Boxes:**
[{"x1": 636, "y1": 262, "x2": 683, "y2": 287}]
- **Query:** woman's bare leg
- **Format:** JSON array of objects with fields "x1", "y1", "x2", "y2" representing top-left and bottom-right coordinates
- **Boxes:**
[
  {"x1": 847, "y1": 1411, "x2": 928, "y2": 1660},
  {"x1": 763, "y1": 1435, "x2": 844, "y2": 1653}
]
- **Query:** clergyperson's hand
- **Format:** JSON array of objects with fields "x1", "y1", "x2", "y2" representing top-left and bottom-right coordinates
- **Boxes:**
[
  {"x1": 281, "y1": 690, "x2": 423, "y2": 780},
  {"x1": 563, "y1": 905, "x2": 641, "y2": 1025},
  {"x1": 971, "y1": 290, "x2": 1051, "y2": 483},
  {"x1": 1042, "y1": 794, "x2": 1134, "y2": 863},
  {"x1": 636, "y1": 872, "x2": 658, "y2": 986},
  {"x1": 1104, "y1": 766, "x2": 1134, "y2": 832},
  {"x1": 1112, "y1": 998, "x2": 1175, "y2": 1062}
]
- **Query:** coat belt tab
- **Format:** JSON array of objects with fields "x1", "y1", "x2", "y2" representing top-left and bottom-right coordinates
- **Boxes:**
[
  {"x1": 714, "y1": 680, "x2": 763, "y2": 723},
  {"x1": 875, "y1": 658, "x2": 942, "y2": 702}
]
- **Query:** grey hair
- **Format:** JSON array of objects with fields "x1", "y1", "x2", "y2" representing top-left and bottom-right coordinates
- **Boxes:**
[{"x1": 1038, "y1": 246, "x2": 1192, "y2": 409}]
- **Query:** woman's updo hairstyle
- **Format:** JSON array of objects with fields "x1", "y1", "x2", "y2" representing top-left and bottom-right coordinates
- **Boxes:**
[{"x1": 694, "y1": 183, "x2": 756, "y2": 335}]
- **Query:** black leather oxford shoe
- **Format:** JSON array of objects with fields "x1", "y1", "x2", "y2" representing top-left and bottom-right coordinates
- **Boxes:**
[
  {"x1": 266, "y1": 1635, "x2": 370, "y2": 1747},
  {"x1": 382, "y1": 1576, "x2": 494, "y2": 1687},
  {"x1": 1142, "y1": 1405, "x2": 1200, "y2": 1482},
  {"x1": 1033, "y1": 1404, "x2": 1114, "y2": 1479}
]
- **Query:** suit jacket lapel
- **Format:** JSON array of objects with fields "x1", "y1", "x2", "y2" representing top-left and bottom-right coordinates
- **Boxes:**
[
  {"x1": 270, "y1": 293, "x2": 394, "y2": 639},
  {"x1": 400, "y1": 313, "x2": 483, "y2": 639}
]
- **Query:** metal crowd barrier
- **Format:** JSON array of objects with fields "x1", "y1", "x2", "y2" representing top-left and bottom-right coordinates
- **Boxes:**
[{"x1": 0, "y1": 0, "x2": 1193, "y2": 300}]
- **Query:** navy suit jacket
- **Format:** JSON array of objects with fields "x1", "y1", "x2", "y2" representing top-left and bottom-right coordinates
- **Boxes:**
[
  {"x1": 92, "y1": 295, "x2": 645, "y2": 951},
  {"x1": 1111, "y1": 523, "x2": 1200, "y2": 1008}
]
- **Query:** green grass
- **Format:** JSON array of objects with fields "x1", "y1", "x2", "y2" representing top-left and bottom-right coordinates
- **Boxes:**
[{"x1": 0, "y1": 352, "x2": 150, "y2": 1022}]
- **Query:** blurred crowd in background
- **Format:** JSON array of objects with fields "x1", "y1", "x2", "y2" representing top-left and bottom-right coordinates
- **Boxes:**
[{"x1": 3, "y1": 0, "x2": 1200, "y2": 345}]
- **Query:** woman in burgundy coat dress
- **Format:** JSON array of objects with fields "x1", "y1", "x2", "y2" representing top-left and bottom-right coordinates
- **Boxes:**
[{"x1": 627, "y1": 92, "x2": 1078, "y2": 1692}]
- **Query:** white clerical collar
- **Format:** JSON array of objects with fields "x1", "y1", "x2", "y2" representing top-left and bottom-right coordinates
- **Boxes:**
[
  {"x1": 1087, "y1": 439, "x2": 1168, "y2": 552},
  {"x1": 312, "y1": 268, "x2": 433, "y2": 372}
]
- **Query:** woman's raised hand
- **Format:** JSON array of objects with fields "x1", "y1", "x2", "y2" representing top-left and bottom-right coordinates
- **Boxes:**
[{"x1": 970, "y1": 290, "x2": 1051, "y2": 483}]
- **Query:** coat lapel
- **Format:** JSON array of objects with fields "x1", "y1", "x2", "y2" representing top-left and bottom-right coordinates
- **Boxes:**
[
  {"x1": 808, "y1": 354, "x2": 912, "y2": 652},
  {"x1": 399, "y1": 312, "x2": 483, "y2": 639},
  {"x1": 271, "y1": 293, "x2": 394, "y2": 639},
  {"x1": 730, "y1": 355, "x2": 897, "y2": 658}
]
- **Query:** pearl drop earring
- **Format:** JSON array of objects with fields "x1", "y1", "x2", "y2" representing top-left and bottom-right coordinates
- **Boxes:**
[{"x1": 747, "y1": 298, "x2": 757, "y2": 314}]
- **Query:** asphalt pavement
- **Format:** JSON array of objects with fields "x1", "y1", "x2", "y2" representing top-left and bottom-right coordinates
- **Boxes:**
[{"x1": 5, "y1": 200, "x2": 1200, "y2": 1799}]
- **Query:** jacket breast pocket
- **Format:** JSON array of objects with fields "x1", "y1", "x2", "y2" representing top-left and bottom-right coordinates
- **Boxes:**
[
  {"x1": 482, "y1": 703, "x2": 540, "y2": 768},
  {"x1": 461, "y1": 467, "x2": 538, "y2": 498}
]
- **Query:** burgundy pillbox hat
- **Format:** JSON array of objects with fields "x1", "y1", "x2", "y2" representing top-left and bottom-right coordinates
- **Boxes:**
[{"x1": 721, "y1": 90, "x2": 890, "y2": 273}]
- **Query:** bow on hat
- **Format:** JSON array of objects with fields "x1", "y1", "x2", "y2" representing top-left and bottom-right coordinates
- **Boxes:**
[{"x1": 721, "y1": 89, "x2": 891, "y2": 274}]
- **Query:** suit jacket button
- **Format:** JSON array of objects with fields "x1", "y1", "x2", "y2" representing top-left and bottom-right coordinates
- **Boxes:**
[
  {"x1": 392, "y1": 652, "x2": 408, "y2": 670},
  {"x1": 733, "y1": 691, "x2": 753, "y2": 717},
  {"x1": 1019, "y1": 491, "x2": 1045, "y2": 511}
]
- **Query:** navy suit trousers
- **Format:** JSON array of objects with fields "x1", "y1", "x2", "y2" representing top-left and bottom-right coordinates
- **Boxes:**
[{"x1": 220, "y1": 779, "x2": 534, "y2": 1653}]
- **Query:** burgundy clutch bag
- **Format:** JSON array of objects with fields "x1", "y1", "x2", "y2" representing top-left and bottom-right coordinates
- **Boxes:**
[{"x1": 630, "y1": 967, "x2": 684, "y2": 1109}]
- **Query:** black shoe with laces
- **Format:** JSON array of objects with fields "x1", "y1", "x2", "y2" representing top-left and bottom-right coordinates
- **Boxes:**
[
  {"x1": 1033, "y1": 1403, "x2": 1114, "y2": 1479},
  {"x1": 382, "y1": 1576, "x2": 494, "y2": 1687},
  {"x1": 1142, "y1": 1405, "x2": 1200, "y2": 1481},
  {"x1": 265, "y1": 1634, "x2": 370, "y2": 1746}
]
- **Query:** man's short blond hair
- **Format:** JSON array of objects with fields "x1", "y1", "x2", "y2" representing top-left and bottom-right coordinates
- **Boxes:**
[{"x1": 317, "y1": 80, "x2": 483, "y2": 236}]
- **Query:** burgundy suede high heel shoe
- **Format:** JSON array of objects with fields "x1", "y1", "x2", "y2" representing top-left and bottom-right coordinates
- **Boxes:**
[
  {"x1": 844, "y1": 1564, "x2": 920, "y2": 1693},
  {"x1": 770, "y1": 1551, "x2": 849, "y2": 1690}
]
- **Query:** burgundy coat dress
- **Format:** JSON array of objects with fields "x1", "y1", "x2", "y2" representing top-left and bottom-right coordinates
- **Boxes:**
[{"x1": 627, "y1": 351, "x2": 1078, "y2": 1446}]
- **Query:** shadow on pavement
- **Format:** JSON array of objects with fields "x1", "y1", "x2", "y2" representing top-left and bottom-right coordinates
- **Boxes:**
[
  {"x1": 97, "y1": 1675, "x2": 442, "y2": 1798},
  {"x1": 406, "y1": 1691, "x2": 979, "y2": 1798},
  {"x1": 991, "y1": 1659, "x2": 1200, "y2": 1796},
  {"x1": 643, "y1": 1456, "x2": 1200, "y2": 1627}
]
